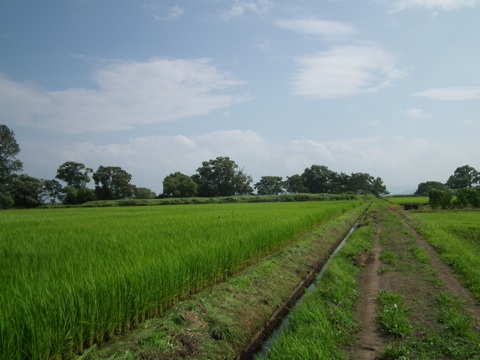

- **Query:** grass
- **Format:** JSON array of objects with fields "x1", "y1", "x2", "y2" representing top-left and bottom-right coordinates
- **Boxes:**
[
  {"x1": 410, "y1": 210, "x2": 480, "y2": 302},
  {"x1": 377, "y1": 291, "x2": 412, "y2": 338},
  {"x1": 0, "y1": 200, "x2": 363, "y2": 359},
  {"x1": 255, "y1": 207, "x2": 376, "y2": 359}
]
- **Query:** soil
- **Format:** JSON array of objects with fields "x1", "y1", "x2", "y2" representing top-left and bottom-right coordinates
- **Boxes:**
[
  {"x1": 347, "y1": 208, "x2": 480, "y2": 359},
  {"x1": 348, "y1": 225, "x2": 384, "y2": 359}
]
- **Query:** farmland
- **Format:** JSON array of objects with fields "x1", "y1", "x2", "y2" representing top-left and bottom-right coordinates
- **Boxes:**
[{"x1": 0, "y1": 200, "x2": 362, "y2": 359}]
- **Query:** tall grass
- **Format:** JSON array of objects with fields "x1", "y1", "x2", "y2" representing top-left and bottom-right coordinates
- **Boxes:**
[{"x1": 0, "y1": 201, "x2": 361, "y2": 359}]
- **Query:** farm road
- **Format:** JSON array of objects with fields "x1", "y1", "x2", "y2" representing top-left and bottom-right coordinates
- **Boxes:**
[{"x1": 348, "y1": 208, "x2": 480, "y2": 359}]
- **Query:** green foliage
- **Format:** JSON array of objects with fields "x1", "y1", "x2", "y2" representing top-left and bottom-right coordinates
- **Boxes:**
[
  {"x1": 9, "y1": 174, "x2": 44, "y2": 208},
  {"x1": 93, "y1": 165, "x2": 134, "y2": 200},
  {"x1": 285, "y1": 174, "x2": 308, "y2": 193},
  {"x1": 414, "y1": 181, "x2": 449, "y2": 196},
  {"x1": 42, "y1": 179, "x2": 64, "y2": 204},
  {"x1": 0, "y1": 201, "x2": 361, "y2": 359},
  {"x1": 193, "y1": 156, "x2": 253, "y2": 197},
  {"x1": 428, "y1": 188, "x2": 453, "y2": 209},
  {"x1": 132, "y1": 186, "x2": 156, "y2": 199},
  {"x1": 55, "y1": 161, "x2": 92, "y2": 189},
  {"x1": 453, "y1": 187, "x2": 480, "y2": 208},
  {"x1": 446, "y1": 165, "x2": 480, "y2": 190},
  {"x1": 62, "y1": 185, "x2": 96, "y2": 205},
  {"x1": 377, "y1": 291, "x2": 412, "y2": 338},
  {"x1": 254, "y1": 176, "x2": 285, "y2": 195},
  {"x1": 162, "y1": 171, "x2": 198, "y2": 197},
  {"x1": 0, "y1": 124, "x2": 23, "y2": 183}
]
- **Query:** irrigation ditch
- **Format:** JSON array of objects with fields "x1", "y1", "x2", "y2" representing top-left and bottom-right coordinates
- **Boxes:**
[
  {"x1": 241, "y1": 221, "x2": 360, "y2": 359},
  {"x1": 81, "y1": 203, "x2": 370, "y2": 359}
]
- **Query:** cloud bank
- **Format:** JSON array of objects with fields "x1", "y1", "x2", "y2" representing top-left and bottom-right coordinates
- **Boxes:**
[{"x1": 0, "y1": 59, "x2": 247, "y2": 133}]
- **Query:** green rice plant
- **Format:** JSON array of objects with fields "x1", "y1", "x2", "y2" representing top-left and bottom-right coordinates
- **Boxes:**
[
  {"x1": 377, "y1": 291, "x2": 412, "y2": 338},
  {"x1": 0, "y1": 200, "x2": 364, "y2": 359},
  {"x1": 380, "y1": 249, "x2": 398, "y2": 264}
]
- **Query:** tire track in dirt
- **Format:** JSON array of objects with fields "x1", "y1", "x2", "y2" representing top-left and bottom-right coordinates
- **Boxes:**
[
  {"x1": 401, "y1": 215, "x2": 480, "y2": 324},
  {"x1": 347, "y1": 223, "x2": 384, "y2": 359}
]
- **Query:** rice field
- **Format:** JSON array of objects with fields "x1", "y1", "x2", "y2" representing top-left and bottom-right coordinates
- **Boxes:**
[
  {"x1": 385, "y1": 196, "x2": 429, "y2": 206},
  {"x1": 0, "y1": 200, "x2": 361, "y2": 359}
]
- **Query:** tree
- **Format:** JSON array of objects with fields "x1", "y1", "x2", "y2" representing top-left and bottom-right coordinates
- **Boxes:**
[
  {"x1": 55, "y1": 161, "x2": 93, "y2": 189},
  {"x1": 133, "y1": 186, "x2": 156, "y2": 199},
  {"x1": 414, "y1": 181, "x2": 449, "y2": 196},
  {"x1": 446, "y1": 165, "x2": 480, "y2": 189},
  {"x1": 347, "y1": 172, "x2": 373, "y2": 194},
  {"x1": 193, "y1": 157, "x2": 253, "y2": 197},
  {"x1": 301, "y1": 165, "x2": 335, "y2": 194},
  {"x1": 285, "y1": 174, "x2": 308, "y2": 194},
  {"x1": 62, "y1": 186, "x2": 95, "y2": 205},
  {"x1": 9, "y1": 174, "x2": 44, "y2": 208},
  {"x1": 429, "y1": 189, "x2": 453, "y2": 209},
  {"x1": 93, "y1": 166, "x2": 134, "y2": 200},
  {"x1": 42, "y1": 179, "x2": 64, "y2": 205},
  {"x1": 0, "y1": 125, "x2": 23, "y2": 208},
  {"x1": 370, "y1": 177, "x2": 389, "y2": 197},
  {"x1": 254, "y1": 176, "x2": 285, "y2": 195},
  {"x1": 162, "y1": 172, "x2": 198, "y2": 198}
]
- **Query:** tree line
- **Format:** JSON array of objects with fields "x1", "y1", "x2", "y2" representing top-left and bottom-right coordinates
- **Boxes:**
[
  {"x1": 414, "y1": 165, "x2": 480, "y2": 209},
  {"x1": 1, "y1": 124, "x2": 388, "y2": 208}
]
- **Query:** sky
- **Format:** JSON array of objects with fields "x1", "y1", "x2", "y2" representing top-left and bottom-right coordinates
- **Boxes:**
[{"x1": 1, "y1": 0, "x2": 479, "y2": 195}]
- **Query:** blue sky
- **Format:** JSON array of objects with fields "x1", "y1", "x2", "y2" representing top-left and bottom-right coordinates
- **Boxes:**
[{"x1": 1, "y1": 0, "x2": 479, "y2": 194}]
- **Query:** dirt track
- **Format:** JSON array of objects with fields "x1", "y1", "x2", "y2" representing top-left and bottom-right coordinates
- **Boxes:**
[{"x1": 348, "y1": 208, "x2": 480, "y2": 359}]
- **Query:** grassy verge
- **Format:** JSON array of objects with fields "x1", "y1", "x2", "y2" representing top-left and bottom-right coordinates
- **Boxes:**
[{"x1": 254, "y1": 207, "x2": 377, "y2": 359}]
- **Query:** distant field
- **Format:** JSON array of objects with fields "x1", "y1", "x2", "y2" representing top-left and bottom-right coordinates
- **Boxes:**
[
  {"x1": 385, "y1": 196, "x2": 429, "y2": 205},
  {"x1": 0, "y1": 200, "x2": 362, "y2": 360}
]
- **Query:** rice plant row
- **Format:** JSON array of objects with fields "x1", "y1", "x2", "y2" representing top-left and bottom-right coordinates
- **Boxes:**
[{"x1": 0, "y1": 200, "x2": 361, "y2": 359}]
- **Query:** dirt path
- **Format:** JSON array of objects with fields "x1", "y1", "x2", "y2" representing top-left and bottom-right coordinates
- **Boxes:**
[
  {"x1": 348, "y1": 224, "x2": 384, "y2": 359},
  {"x1": 402, "y1": 217, "x2": 480, "y2": 324},
  {"x1": 348, "y1": 208, "x2": 480, "y2": 359}
]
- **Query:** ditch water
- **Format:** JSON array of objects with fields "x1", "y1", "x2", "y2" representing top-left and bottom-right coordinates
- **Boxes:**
[{"x1": 250, "y1": 222, "x2": 359, "y2": 359}]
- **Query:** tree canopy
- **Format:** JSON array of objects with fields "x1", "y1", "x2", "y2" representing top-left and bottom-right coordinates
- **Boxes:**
[
  {"x1": 193, "y1": 157, "x2": 253, "y2": 197},
  {"x1": 56, "y1": 161, "x2": 93, "y2": 189},
  {"x1": 93, "y1": 166, "x2": 134, "y2": 200}
]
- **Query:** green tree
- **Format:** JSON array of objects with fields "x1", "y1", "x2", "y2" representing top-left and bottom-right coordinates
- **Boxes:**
[
  {"x1": 133, "y1": 186, "x2": 156, "y2": 199},
  {"x1": 9, "y1": 174, "x2": 44, "y2": 208},
  {"x1": 162, "y1": 172, "x2": 198, "y2": 198},
  {"x1": 56, "y1": 161, "x2": 93, "y2": 189},
  {"x1": 446, "y1": 165, "x2": 480, "y2": 189},
  {"x1": 414, "y1": 181, "x2": 449, "y2": 196},
  {"x1": 0, "y1": 125, "x2": 23, "y2": 208},
  {"x1": 301, "y1": 165, "x2": 335, "y2": 194},
  {"x1": 42, "y1": 179, "x2": 64, "y2": 204},
  {"x1": 285, "y1": 174, "x2": 309, "y2": 194},
  {"x1": 62, "y1": 185, "x2": 95, "y2": 205},
  {"x1": 93, "y1": 166, "x2": 134, "y2": 200},
  {"x1": 429, "y1": 189, "x2": 453, "y2": 209},
  {"x1": 193, "y1": 157, "x2": 253, "y2": 197},
  {"x1": 347, "y1": 172, "x2": 373, "y2": 194},
  {"x1": 254, "y1": 176, "x2": 285, "y2": 195},
  {"x1": 454, "y1": 188, "x2": 480, "y2": 208},
  {"x1": 370, "y1": 177, "x2": 389, "y2": 197}
]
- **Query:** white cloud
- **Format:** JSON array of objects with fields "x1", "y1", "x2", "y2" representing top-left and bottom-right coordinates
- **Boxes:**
[
  {"x1": 276, "y1": 18, "x2": 357, "y2": 41},
  {"x1": 292, "y1": 45, "x2": 406, "y2": 99},
  {"x1": 389, "y1": 0, "x2": 478, "y2": 12},
  {"x1": 220, "y1": 0, "x2": 273, "y2": 21},
  {"x1": 405, "y1": 107, "x2": 432, "y2": 118},
  {"x1": 0, "y1": 59, "x2": 247, "y2": 133},
  {"x1": 29, "y1": 130, "x2": 479, "y2": 194},
  {"x1": 143, "y1": 4, "x2": 185, "y2": 21},
  {"x1": 414, "y1": 87, "x2": 480, "y2": 100}
]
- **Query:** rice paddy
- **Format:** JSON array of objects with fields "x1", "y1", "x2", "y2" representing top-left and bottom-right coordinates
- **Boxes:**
[{"x1": 0, "y1": 200, "x2": 361, "y2": 359}]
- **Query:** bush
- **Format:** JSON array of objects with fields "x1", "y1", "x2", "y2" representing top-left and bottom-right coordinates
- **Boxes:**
[{"x1": 429, "y1": 189, "x2": 453, "y2": 209}]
